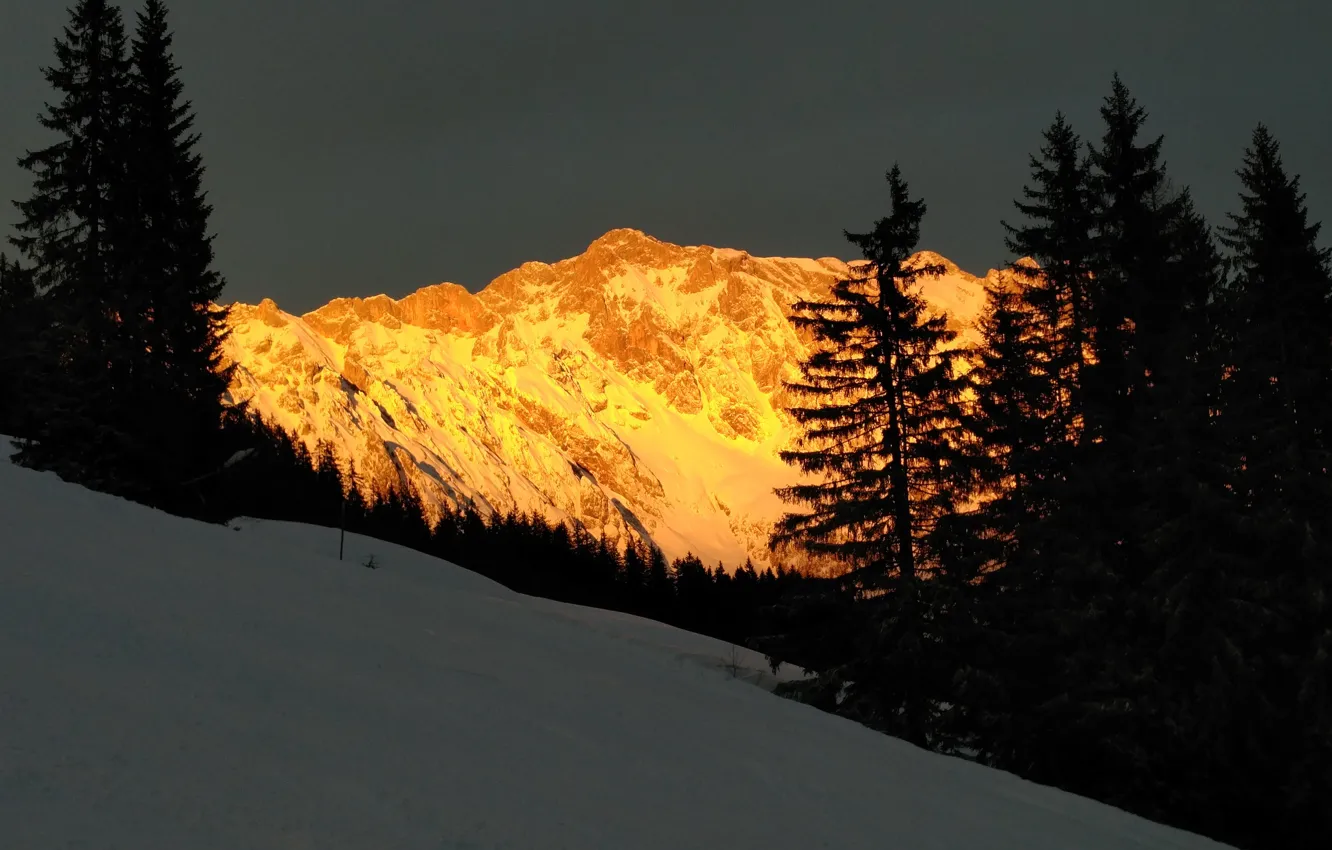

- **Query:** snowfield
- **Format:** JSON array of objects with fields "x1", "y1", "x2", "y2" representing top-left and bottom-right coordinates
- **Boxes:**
[{"x1": 0, "y1": 443, "x2": 1231, "y2": 849}]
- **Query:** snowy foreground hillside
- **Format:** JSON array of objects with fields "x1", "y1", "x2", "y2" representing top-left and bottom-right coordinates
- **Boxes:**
[{"x1": 0, "y1": 447, "x2": 1231, "y2": 849}]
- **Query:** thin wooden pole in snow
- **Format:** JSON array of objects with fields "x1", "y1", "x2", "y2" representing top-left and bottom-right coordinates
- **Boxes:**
[{"x1": 339, "y1": 496, "x2": 346, "y2": 561}]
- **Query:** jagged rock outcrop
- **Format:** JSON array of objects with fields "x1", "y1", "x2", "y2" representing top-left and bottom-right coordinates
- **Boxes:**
[{"x1": 222, "y1": 228, "x2": 1016, "y2": 569}]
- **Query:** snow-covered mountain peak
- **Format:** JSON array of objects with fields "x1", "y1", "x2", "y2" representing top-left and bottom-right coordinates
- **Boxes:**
[
  {"x1": 586, "y1": 226, "x2": 682, "y2": 263},
  {"x1": 222, "y1": 230, "x2": 1000, "y2": 569}
]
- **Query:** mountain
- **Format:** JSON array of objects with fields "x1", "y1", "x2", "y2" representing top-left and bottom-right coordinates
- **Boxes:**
[
  {"x1": 222, "y1": 228, "x2": 1015, "y2": 569},
  {"x1": 0, "y1": 441, "x2": 1234, "y2": 849}
]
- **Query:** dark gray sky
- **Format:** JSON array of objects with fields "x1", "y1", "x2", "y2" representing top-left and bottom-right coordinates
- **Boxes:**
[{"x1": 3, "y1": 1, "x2": 1328, "y2": 313}]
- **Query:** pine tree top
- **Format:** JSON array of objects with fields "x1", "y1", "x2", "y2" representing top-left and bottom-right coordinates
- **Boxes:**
[
  {"x1": 1003, "y1": 112, "x2": 1094, "y2": 272},
  {"x1": 1221, "y1": 123, "x2": 1331, "y2": 275},
  {"x1": 10, "y1": 0, "x2": 131, "y2": 295},
  {"x1": 844, "y1": 165, "x2": 935, "y2": 276},
  {"x1": 1091, "y1": 74, "x2": 1170, "y2": 214}
]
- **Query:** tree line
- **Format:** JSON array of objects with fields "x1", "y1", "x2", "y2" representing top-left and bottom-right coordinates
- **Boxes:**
[
  {"x1": 764, "y1": 76, "x2": 1330, "y2": 850},
  {"x1": 201, "y1": 424, "x2": 819, "y2": 653}
]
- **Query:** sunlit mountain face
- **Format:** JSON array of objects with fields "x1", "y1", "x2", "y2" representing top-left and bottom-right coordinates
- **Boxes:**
[{"x1": 222, "y1": 228, "x2": 1021, "y2": 571}]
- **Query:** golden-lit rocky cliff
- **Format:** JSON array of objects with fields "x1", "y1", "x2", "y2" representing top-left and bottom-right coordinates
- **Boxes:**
[{"x1": 222, "y1": 228, "x2": 1017, "y2": 569}]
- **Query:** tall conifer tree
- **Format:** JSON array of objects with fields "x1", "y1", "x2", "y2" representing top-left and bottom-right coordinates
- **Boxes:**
[
  {"x1": 124, "y1": 0, "x2": 233, "y2": 487},
  {"x1": 1002, "y1": 112, "x2": 1096, "y2": 437},
  {"x1": 955, "y1": 113, "x2": 1108, "y2": 779},
  {"x1": 957, "y1": 283, "x2": 1061, "y2": 571},
  {"x1": 9, "y1": 0, "x2": 134, "y2": 481},
  {"x1": 1213, "y1": 124, "x2": 1332, "y2": 849},
  {"x1": 1085, "y1": 75, "x2": 1186, "y2": 449},
  {"x1": 773, "y1": 165, "x2": 971, "y2": 745},
  {"x1": 930, "y1": 276, "x2": 1063, "y2": 758},
  {"x1": 1218, "y1": 124, "x2": 1332, "y2": 521}
]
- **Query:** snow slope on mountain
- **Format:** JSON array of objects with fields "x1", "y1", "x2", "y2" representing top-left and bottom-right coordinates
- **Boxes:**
[
  {"x1": 222, "y1": 229, "x2": 1010, "y2": 569},
  {"x1": 0, "y1": 446, "x2": 1233, "y2": 849}
]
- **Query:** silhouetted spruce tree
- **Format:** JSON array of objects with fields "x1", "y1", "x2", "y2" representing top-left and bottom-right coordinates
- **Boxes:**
[
  {"x1": 9, "y1": 0, "x2": 135, "y2": 484},
  {"x1": 342, "y1": 461, "x2": 371, "y2": 530},
  {"x1": 987, "y1": 74, "x2": 1170, "y2": 808},
  {"x1": 592, "y1": 536, "x2": 624, "y2": 603},
  {"x1": 968, "y1": 117, "x2": 1102, "y2": 763},
  {"x1": 727, "y1": 560, "x2": 762, "y2": 642},
  {"x1": 1218, "y1": 124, "x2": 1332, "y2": 530},
  {"x1": 540, "y1": 521, "x2": 575, "y2": 585},
  {"x1": 712, "y1": 563, "x2": 732, "y2": 630},
  {"x1": 311, "y1": 441, "x2": 345, "y2": 523},
  {"x1": 1084, "y1": 76, "x2": 1218, "y2": 479},
  {"x1": 429, "y1": 504, "x2": 464, "y2": 562},
  {"x1": 961, "y1": 118, "x2": 1101, "y2": 766},
  {"x1": 620, "y1": 538, "x2": 649, "y2": 610},
  {"x1": 938, "y1": 277, "x2": 1067, "y2": 757},
  {"x1": 1212, "y1": 124, "x2": 1332, "y2": 850},
  {"x1": 964, "y1": 282, "x2": 1063, "y2": 568},
  {"x1": 672, "y1": 553, "x2": 711, "y2": 633},
  {"x1": 1002, "y1": 111, "x2": 1097, "y2": 433},
  {"x1": 1085, "y1": 76, "x2": 1182, "y2": 449},
  {"x1": 648, "y1": 544, "x2": 671, "y2": 585},
  {"x1": 772, "y1": 164, "x2": 971, "y2": 746},
  {"x1": 644, "y1": 545, "x2": 674, "y2": 619},
  {"x1": 120, "y1": 0, "x2": 232, "y2": 493}
]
